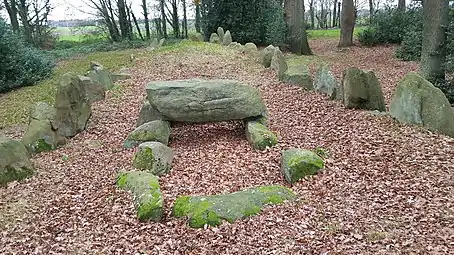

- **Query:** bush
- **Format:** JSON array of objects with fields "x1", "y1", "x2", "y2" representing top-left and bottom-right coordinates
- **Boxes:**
[
  {"x1": 0, "y1": 18, "x2": 54, "y2": 93},
  {"x1": 358, "y1": 7, "x2": 422, "y2": 46},
  {"x1": 201, "y1": 0, "x2": 286, "y2": 46},
  {"x1": 395, "y1": 29, "x2": 423, "y2": 61}
]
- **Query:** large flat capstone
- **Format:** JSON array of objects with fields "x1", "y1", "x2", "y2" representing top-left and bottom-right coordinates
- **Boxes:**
[{"x1": 146, "y1": 79, "x2": 267, "y2": 123}]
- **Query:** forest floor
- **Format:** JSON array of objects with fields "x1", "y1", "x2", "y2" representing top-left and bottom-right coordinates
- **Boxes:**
[{"x1": 1, "y1": 39, "x2": 453, "y2": 254}]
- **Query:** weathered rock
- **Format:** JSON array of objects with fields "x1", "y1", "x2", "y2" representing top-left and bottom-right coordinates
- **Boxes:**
[
  {"x1": 172, "y1": 185, "x2": 296, "y2": 228},
  {"x1": 189, "y1": 33, "x2": 204, "y2": 42},
  {"x1": 78, "y1": 75, "x2": 105, "y2": 102},
  {"x1": 124, "y1": 120, "x2": 171, "y2": 148},
  {"x1": 314, "y1": 65, "x2": 342, "y2": 100},
  {"x1": 132, "y1": 142, "x2": 174, "y2": 176},
  {"x1": 54, "y1": 73, "x2": 92, "y2": 137},
  {"x1": 281, "y1": 149, "x2": 324, "y2": 184},
  {"x1": 222, "y1": 30, "x2": 232, "y2": 46},
  {"x1": 150, "y1": 38, "x2": 159, "y2": 48},
  {"x1": 270, "y1": 48, "x2": 288, "y2": 79},
  {"x1": 0, "y1": 136, "x2": 35, "y2": 186},
  {"x1": 22, "y1": 102, "x2": 66, "y2": 153},
  {"x1": 245, "y1": 43, "x2": 258, "y2": 54},
  {"x1": 342, "y1": 68, "x2": 386, "y2": 111},
  {"x1": 110, "y1": 73, "x2": 132, "y2": 83},
  {"x1": 209, "y1": 33, "x2": 220, "y2": 44},
  {"x1": 245, "y1": 121, "x2": 278, "y2": 150},
  {"x1": 158, "y1": 38, "x2": 165, "y2": 47},
  {"x1": 260, "y1": 45, "x2": 277, "y2": 68},
  {"x1": 282, "y1": 65, "x2": 313, "y2": 89},
  {"x1": 146, "y1": 79, "x2": 267, "y2": 123},
  {"x1": 390, "y1": 72, "x2": 454, "y2": 138},
  {"x1": 228, "y1": 42, "x2": 245, "y2": 52},
  {"x1": 87, "y1": 69, "x2": 115, "y2": 90},
  {"x1": 217, "y1": 27, "x2": 225, "y2": 44},
  {"x1": 116, "y1": 171, "x2": 163, "y2": 222},
  {"x1": 90, "y1": 61, "x2": 103, "y2": 71},
  {"x1": 136, "y1": 101, "x2": 163, "y2": 127}
]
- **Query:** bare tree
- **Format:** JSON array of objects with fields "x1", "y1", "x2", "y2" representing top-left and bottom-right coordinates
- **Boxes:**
[
  {"x1": 338, "y1": 0, "x2": 355, "y2": 47},
  {"x1": 398, "y1": 0, "x2": 405, "y2": 11},
  {"x1": 141, "y1": 0, "x2": 150, "y2": 39},
  {"x1": 194, "y1": 0, "x2": 201, "y2": 32},
  {"x1": 3, "y1": 0, "x2": 20, "y2": 32},
  {"x1": 333, "y1": 0, "x2": 338, "y2": 27},
  {"x1": 159, "y1": 0, "x2": 167, "y2": 38},
  {"x1": 182, "y1": 0, "x2": 188, "y2": 38}
]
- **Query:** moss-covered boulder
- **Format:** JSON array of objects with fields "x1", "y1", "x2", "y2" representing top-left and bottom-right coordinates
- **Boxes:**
[
  {"x1": 245, "y1": 121, "x2": 278, "y2": 150},
  {"x1": 22, "y1": 102, "x2": 66, "y2": 153},
  {"x1": 124, "y1": 120, "x2": 171, "y2": 148},
  {"x1": 342, "y1": 68, "x2": 386, "y2": 111},
  {"x1": 189, "y1": 33, "x2": 204, "y2": 42},
  {"x1": 245, "y1": 43, "x2": 258, "y2": 54},
  {"x1": 271, "y1": 48, "x2": 288, "y2": 80},
  {"x1": 314, "y1": 65, "x2": 342, "y2": 100},
  {"x1": 136, "y1": 101, "x2": 163, "y2": 127},
  {"x1": 228, "y1": 42, "x2": 245, "y2": 52},
  {"x1": 281, "y1": 149, "x2": 324, "y2": 184},
  {"x1": 54, "y1": 73, "x2": 92, "y2": 137},
  {"x1": 260, "y1": 45, "x2": 277, "y2": 68},
  {"x1": 390, "y1": 72, "x2": 454, "y2": 138},
  {"x1": 282, "y1": 65, "x2": 313, "y2": 89},
  {"x1": 222, "y1": 30, "x2": 232, "y2": 46},
  {"x1": 0, "y1": 135, "x2": 35, "y2": 186},
  {"x1": 172, "y1": 185, "x2": 296, "y2": 228},
  {"x1": 217, "y1": 27, "x2": 225, "y2": 43},
  {"x1": 78, "y1": 75, "x2": 105, "y2": 102},
  {"x1": 116, "y1": 171, "x2": 163, "y2": 222},
  {"x1": 146, "y1": 79, "x2": 267, "y2": 123},
  {"x1": 209, "y1": 33, "x2": 220, "y2": 44},
  {"x1": 132, "y1": 142, "x2": 174, "y2": 176}
]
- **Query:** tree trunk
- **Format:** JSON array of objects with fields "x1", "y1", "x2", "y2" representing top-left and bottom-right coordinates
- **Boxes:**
[
  {"x1": 160, "y1": 0, "x2": 167, "y2": 38},
  {"x1": 309, "y1": 0, "x2": 315, "y2": 29},
  {"x1": 131, "y1": 11, "x2": 144, "y2": 41},
  {"x1": 3, "y1": 0, "x2": 20, "y2": 32},
  {"x1": 421, "y1": 0, "x2": 449, "y2": 83},
  {"x1": 338, "y1": 0, "x2": 355, "y2": 47},
  {"x1": 182, "y1": 0, "x2": 188, "y2": 38},
  {"x1": 333, "y1": 0, "x2": 338, "y2": 27},
  {"x1": 195, "y1": 4, "x2": 201, "y2": 33},
  {"x1": 369, "y1": 0, "x2": 374, "y2": 23},
  {"x1": 17, "y1": 0, "x2": 32, "y2": 43},
  {"x1": 117, "y1": 0, "x2": 130, "y2": 40},
  {"x1": 398, "y1": 0, "x2": 405, "y2": 11},
  {"x1": 285, "y1": 0, "x2": 312, "y2": 55},
  {"x1": 337, "y1": 2, "x2": 341, "y2": 27},
  {"x1": 142, "y1": 0, "x2": 150, "y2": 40}
]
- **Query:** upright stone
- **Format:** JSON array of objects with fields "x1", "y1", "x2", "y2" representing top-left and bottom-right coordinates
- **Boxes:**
[
  {"x1": 314, "y1": 65, "x2": 342, "y2": 100},
  {"x1": 282, "y1": 65, "x2": 313, "y2": 89},
  {"x1": 54, "y1": 73, "x2": 92, "y2": 137},
  {"x1": 124, "y1": 120, "x2": 171, "y2": 148},
  {"x1": 146, "y1": 79, "x2": 267, "y2": 123},
  {"x1": 217, "y1": 27, "x2": 225, "y2": 44},
  {"x1": 260, "y1": 45, "x2": 277, "y2": 68},
  {"x1": 189, "y1": 33, "x2": 204, "y2": 42},
  {"x1": 87, "y1": 69, "x2": 114, "y2": 90},
  {"x1": 342, "y1": 68, "x2": 386, "y2": 111},
  {"x1": 136, "y1": 101, "x2": 163, "y2": 127},
  {"x1": 78, "y1": 75, "x2": 105, "y2": 102},
  {"x1": 158, "y1": 38, "x2": 165, "y2": 47},
  {"x1": 222, "y1": 30, "x2": 232, "y2": 46},
  {"x1": 390, "y1": 72, "x2": 454, "y2": 138},
  {"x1": 0, "y1": 136, "x2": 35, "y2": 186},
  {"x1": 209, "y1": 33, "x2": 220, "y2": 44},
  {"x1": 271, "y1": 49, "x2": 288, "y2": 79},
  {"x1": 22, "y1": 102, "x2": 66, "y2": 153},
  {"x1": 245, "y1": 43, "x2": 258, "y2": 54}
]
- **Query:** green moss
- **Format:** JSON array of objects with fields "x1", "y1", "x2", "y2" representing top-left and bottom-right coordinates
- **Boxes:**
[
  {"x1": 32, "y1": 138, "x2": 53, "y2": 153},
  {"x1": 0, "y1": 166, "x2": 34, "y2": 187},
  {"x1": 282, "y1": 149, "x2": 325, "y2": 184},
  {"x1": 132, "y1": 147, "x2": 155, "y2": 170},
  {"x1": 116, "y1": 171, "x2": 163, "y2": 222},
  {"x1": 246, "y1": 121, "x2": 278, "y2": 150},
  {"x1": 172, "y1": 185, "x2": 296, "y2": 228},
  {"x1": 124, "y1": 120, "x2": 171, "y2": 148}
]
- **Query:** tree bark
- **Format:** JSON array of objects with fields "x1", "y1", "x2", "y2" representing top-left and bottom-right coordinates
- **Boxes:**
[
  {"x1": 398, "y1": 0, "x2": 405, "y2": 11},
  {"x1": 182, "y1": 0, "x2": 188, "y2": 38},
  {"x1": 3, "y1": 0, "x2": 20, "y2": 32},
  {"x1": 309, "y1": 0, "x2": 315, "y2": 29},
  {"x1": 195, "y1": 3, "x2": 201, "y2": 33},
  {"x1": 131, "y1": 11, "x2": 144, "y2": 41},
  {"x1": 333, "y1": 0, "x2": 338, "y2": 27},
  {"x1": 160, "y1": 0, "x2": 167, "y2": 38},
  {"x1": 141, "y1": 0, "x2": 150, "y2": 40},
  {"x1": 284, "y1": 0, "x2": 312, "y2": 55},
  {"x1": 421, "y1": 0, "x2": 449, "y2": 83},
  {"x1": 338, "y1": 0, "x2": 355, "y2": 47},
  {"x1": 369, "y1": 0, "x2": 374, "y2": 23},
  {"x1": 117, "y1": 0, "x2": 130, "y2": 40}
]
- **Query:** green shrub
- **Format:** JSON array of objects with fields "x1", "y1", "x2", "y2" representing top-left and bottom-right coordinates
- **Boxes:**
[
  {"x1": 201, "y1": 0, "x2": 285, "y2": 46},
  {"x1": 395, "y1": 29, "x2": 422, "y2": 61},
  {"x1": 0, "y1": 18, "x2": 54, "y2": 93}
]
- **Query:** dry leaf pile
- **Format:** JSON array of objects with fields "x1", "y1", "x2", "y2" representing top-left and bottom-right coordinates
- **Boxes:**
[{"x1": 1, "y1": 40, "x2": 453, "y2": 254}]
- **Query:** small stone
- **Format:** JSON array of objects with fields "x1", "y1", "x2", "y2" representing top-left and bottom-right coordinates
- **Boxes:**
[
  {"x1": 281, "y1": 149, "x2": 325, "y2": 184},
  {"x1": 260, "y1": 45, "x2": 277, "y2": 68},
  {"x1": 0, "y1": 136, "x2": 35, "y2": 186},
  {"x1": 270, "y1": 49, "x2": 288, "y2": 79},
  {"x1": 314, "y1": 65, "x2": 342, "y2": 100},
  {"x1": 78, "y1": 75, "x2": 105, "y2": 102},
  {"x1": 124, "y1": 120, "x2": 171, "y2": 148},
  {"x1": 136, "y1": 101, "x2": 163, "y2": 127},
  {"x1": 222, "y1": 30, "x2": 232, "y2": 46},
  {"x1": 132, "y1": 142, "x2": 174, "y2": 176},
  {"x1": 209, "y1": 33, "x2": 220, "y2": 44},
  {"x1": 282, "y1": 65, "x2": 313, "y2": 89},
  {"x1": 245, "y1": 121, "x2": 278, "y2": 150},
  {"x1": 217, "y1": 27, "x2": 225, "y2": 44}
]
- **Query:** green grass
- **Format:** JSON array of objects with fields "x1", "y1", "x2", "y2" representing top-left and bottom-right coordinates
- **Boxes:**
[
  {"x1": 307, "y1": 27, "x2": 367, "y2": 39},
  {"x1": 0, "y1": 49, "x2": 138, "y2": 129}
]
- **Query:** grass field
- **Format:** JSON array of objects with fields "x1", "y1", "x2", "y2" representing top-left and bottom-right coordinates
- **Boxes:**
[{"x1": 307, "y1": 27, "x2": 366, "y2": 39}]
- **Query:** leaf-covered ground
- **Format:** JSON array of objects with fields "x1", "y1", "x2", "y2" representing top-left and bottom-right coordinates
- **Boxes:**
[{"x1": 1, "y1": 40, "x2": 453, "y2": 254}]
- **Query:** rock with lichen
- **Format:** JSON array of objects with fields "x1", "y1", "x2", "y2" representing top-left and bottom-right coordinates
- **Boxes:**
[
  {"x1": 132, "y1": 142, "x2": 174, "y2": 176},
  {"x1": 245, "y1": 120, "x2": 278, "y2": 150},
  {"x1": 124, "y1": 120, "x2": 171, "y2": 148},
  {"x1": 172, "y1": 185, "x2": 296, "y2": 228},
  {"x1": 281, "y1": 149, "x2": 324, "y2": 184},
  {"x1": 1, "y1": 135, "x2": 35, "y2": 186}
]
